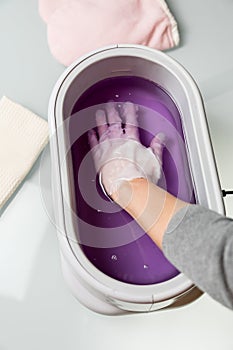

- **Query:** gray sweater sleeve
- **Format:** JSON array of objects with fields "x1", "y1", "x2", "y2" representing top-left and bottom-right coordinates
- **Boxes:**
[{"x1": 162, "y1": 205, "x2": 233, "y2": 309}]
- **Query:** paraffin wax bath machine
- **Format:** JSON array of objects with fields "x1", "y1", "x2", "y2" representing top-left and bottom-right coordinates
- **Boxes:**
[{"x1": 49, "y1": 45, "x2": 225, "y2": 315}]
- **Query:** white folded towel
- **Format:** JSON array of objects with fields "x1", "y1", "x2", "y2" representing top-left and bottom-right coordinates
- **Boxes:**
[{"x1": 0, "y1": 96, "x2": 49, "y2": 209}]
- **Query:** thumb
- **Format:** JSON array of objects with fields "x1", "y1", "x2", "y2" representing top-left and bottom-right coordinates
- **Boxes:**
[{"x1": 149, "y1": 133, "x2": 166, "y2": 163}]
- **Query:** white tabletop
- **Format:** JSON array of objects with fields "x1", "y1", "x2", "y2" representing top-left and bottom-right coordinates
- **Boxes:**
[{"x1": 0, "y1": 1, "x2": 233, "y2": 349}]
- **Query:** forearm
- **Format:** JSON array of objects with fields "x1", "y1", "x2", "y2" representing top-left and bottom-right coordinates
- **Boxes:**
[
  {"x1": 112, "y1": 178, "x2": 233, "y2": 309},
  {"x1": 111, "y1": 178, "x2": 188, "y2": 249},
  {"x1": 163, "y1": 205, "x2": 233, "y2": 309}
]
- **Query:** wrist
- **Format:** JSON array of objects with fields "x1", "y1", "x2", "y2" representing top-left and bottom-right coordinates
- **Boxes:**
[
  {"x1": 111, "y1": 178, "x2": 188, "y2": 249},
  {"x1": 111, "y1": 178, "x2": 146, "y2": 208}
]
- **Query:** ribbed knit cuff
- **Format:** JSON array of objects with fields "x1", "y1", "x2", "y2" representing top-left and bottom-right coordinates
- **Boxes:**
[{"x1": 157, "y1": 0, "x2": 180, "y2": 46}]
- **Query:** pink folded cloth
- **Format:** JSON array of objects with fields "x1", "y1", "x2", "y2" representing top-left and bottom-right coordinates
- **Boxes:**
[{"x1": 39, "y1": 0, "x2": 179, "y2": 66}]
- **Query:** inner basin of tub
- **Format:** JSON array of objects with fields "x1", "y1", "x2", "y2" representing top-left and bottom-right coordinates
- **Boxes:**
[{"x1": 67, "y1": 76, "x2": 195, "y2": 285}]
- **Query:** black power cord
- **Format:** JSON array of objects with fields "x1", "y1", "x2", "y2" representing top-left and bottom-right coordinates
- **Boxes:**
[{"x1": 222, "y1": 190, "x2": 233, "y2": 197}]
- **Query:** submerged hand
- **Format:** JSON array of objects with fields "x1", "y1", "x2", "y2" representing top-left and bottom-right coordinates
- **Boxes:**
[{"x1": 88, "y1": 102, "x2": 165, "y2": 197}]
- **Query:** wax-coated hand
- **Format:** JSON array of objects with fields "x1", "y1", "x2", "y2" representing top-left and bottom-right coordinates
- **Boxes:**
[{"x1": 88, "y1": 102, "x2": 165, "y2": 196}]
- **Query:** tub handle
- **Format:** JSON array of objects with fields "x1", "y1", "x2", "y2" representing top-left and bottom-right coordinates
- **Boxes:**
[{"x1": 222, "y1": 190, "x2": 233, "y2": 197}]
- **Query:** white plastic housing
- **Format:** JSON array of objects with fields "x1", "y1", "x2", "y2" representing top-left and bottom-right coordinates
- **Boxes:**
[{"x1": 49, "y1": 45, "x2": 224, "y2": 315}]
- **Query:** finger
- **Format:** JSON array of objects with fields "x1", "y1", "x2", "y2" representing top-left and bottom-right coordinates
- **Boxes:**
[
  {"x1": 122, "y1": 102, "x2": 139, "y2": 140},
  {"x1": 106, "y1": 101, "x2": 122, "y2": 125},
  {"x1": 96, "y1": 109, "x2": 108, "y2": 137},
  {"x1": 88, "y1": 129, "x2": 98, "y2": 149},
  {"x1": 150, "y1": 133, "x2": 166, "y2": 163}
]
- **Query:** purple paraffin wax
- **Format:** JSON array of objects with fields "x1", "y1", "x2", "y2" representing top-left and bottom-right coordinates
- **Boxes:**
[{"x1": 69, "y1": 76, "x2": 195, "y2": 285}]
